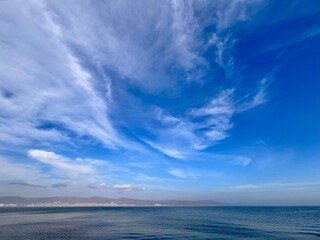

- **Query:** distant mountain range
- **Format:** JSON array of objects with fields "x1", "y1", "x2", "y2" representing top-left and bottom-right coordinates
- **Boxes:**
[{"x1": 0, "y1": 196, "x2": 221, "y2": 207}]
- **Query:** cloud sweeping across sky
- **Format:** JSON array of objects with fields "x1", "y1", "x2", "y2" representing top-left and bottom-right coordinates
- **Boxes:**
[{"x1": 0, "y1": 0, "x2": 319, "y2": 205}]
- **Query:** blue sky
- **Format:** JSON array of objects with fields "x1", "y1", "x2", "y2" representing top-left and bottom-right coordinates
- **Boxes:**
[{"x1": 0, "y1": 0, "x2": 319, "y2": 205}]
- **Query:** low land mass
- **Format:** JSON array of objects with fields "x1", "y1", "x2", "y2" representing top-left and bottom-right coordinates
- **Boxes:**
[{"x1": 0, "y1": 196, "x2": 221, "y2": 207}]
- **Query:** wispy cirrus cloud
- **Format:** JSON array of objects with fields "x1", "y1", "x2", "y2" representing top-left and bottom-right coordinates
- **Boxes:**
[
  {"x1": 0, "y1": 0, "x2": 127, "y2": 151},
  {"x1": 168, "y1": 168, "x2": 223, "y2": 179},
  {"x1": 190, "y1": 88, "x2": 235, "y2": 144},
  {"x1": 87, "y1": 183, "x2": 144, "y2": 192},
  {"x1": 3, "y1": 0, "x2": 311, "y2": 204},
  {"x1": 237, "y1": 78, "x2": 270, "y2": 112},
  {"x1": 143, "y1": 85, "x2": 268, "y2": 159},
  {"x1": 231, "y1": 181, "x2": 320, "y2": 191},
  {"x1": 142, "y1": 139, "x2": 186, "y2": 159},
  {"x1": 48, "y1": 0, "x2": 206, "y2": 91},
  {"x1": 169, "y1": 169, "x2": 199, "y2": 179},
  {"x1": 0, "y1": 0, "x2": 269, "y2": 157},
  {"x1": 215, "y1": 0, "x2": 265, "y2": 31},
  {"x1": 233, "y1": 156, "x2": 252, "y2": 167}
]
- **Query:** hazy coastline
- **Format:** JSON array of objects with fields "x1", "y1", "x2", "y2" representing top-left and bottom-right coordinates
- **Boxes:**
[{"x1": 0, "y1": 196, "x2": 221, "y2": 207}]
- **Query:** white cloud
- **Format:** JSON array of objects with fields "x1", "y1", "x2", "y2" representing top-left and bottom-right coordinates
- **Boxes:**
[
  {"x1": 44, "y1": 0, "x2": 265, "y2": 90},
  {"x1": 87, "y1": 183, "x2": 143, "y2": 192},
  {"x1": 215, "y1": 0, "x2": 265, "y2": 31},
  {"x1": 143, "y1": 139, "x2": 185, "y2": 159},
  {"x1": 0, "y1": 0, "x2": 269, "y2": 157},
  {"x1": 191, "y1": 89, "x2": 235, "y2": 117},
  {"x1": 231, "y1": 184, "x2": 259, "y2": 190},
  {"x1": 0, "y1": 156, "x2": 71, "y2": 191},
  {"x1": 168, "y1": 168, "x2": 222, "y2": 179},
  {"x1": 237, "y1": 78, "x2": 269, "y2": 112},
  {"x1": 0, "y1": 156, "x2": 47, "y2": 183},
  {"x1": 79, "y1": 158, "x2": 130, "y2": 173},
  {"x1": 206, "y1": 33, "x2": 236, "y2": 69},
  {"x1": 201, "y1": 0, "x2": 265, "y2": 71},
  {"x1": 264, "y1": 25, "x2": 320, "y2": 53},
  {"x1": 0, "y1": 150, "x2": 145, "y2": 196},
  {"x1": 169, "y1": 169, "x2": 198, "y2": 179},
  {"x1": 0, "y1": 0, "x2": 127, "y2": 150},
  {"x1": 188, "y1": 89, "x2": 235, "y2": 145},
  {"x1": 143, "y1": 84, "x2": 268, "y2": 158},
  {"x1": 231, "y1": 181, "x2": 320, "y2": 191},
  {"x1": 233, "y1": 156, "x2": 252, "y2": 166},
  {"x1": 0, "y1": 153, "x2": 148, "y2": 197},
  {"x1": 113, "y1": 184, "x2": 132, "y2": 190},
  {"x1": 87, "y1": 182, "x2": 109, "y2": 189},
  {"x1": 26, "y1": 149, "x2": 131, "y2": 184},
  {"x1": 46, "y1": 0, "x2": 205, "y2": 91},
  {"x1": 28, "y1": 150, "x2": 95, "y2": 178},
  {"x1": 140, "y1": 90, "x2": 234, "y2": 158}
]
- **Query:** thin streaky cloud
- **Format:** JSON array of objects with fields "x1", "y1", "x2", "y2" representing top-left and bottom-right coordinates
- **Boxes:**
[{"x1": 0, "y1": 0, "x2": 319, "y2": 204}]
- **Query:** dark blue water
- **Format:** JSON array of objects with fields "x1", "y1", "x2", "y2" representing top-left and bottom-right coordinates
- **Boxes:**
[{"x1": 0, "y1": 207, "x2": 319, "y2": 239}]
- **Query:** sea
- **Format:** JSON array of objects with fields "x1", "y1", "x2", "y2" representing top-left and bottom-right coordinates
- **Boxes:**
[{"x1": 0, "y1": 206, "x2": 319, "y2": 239}]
